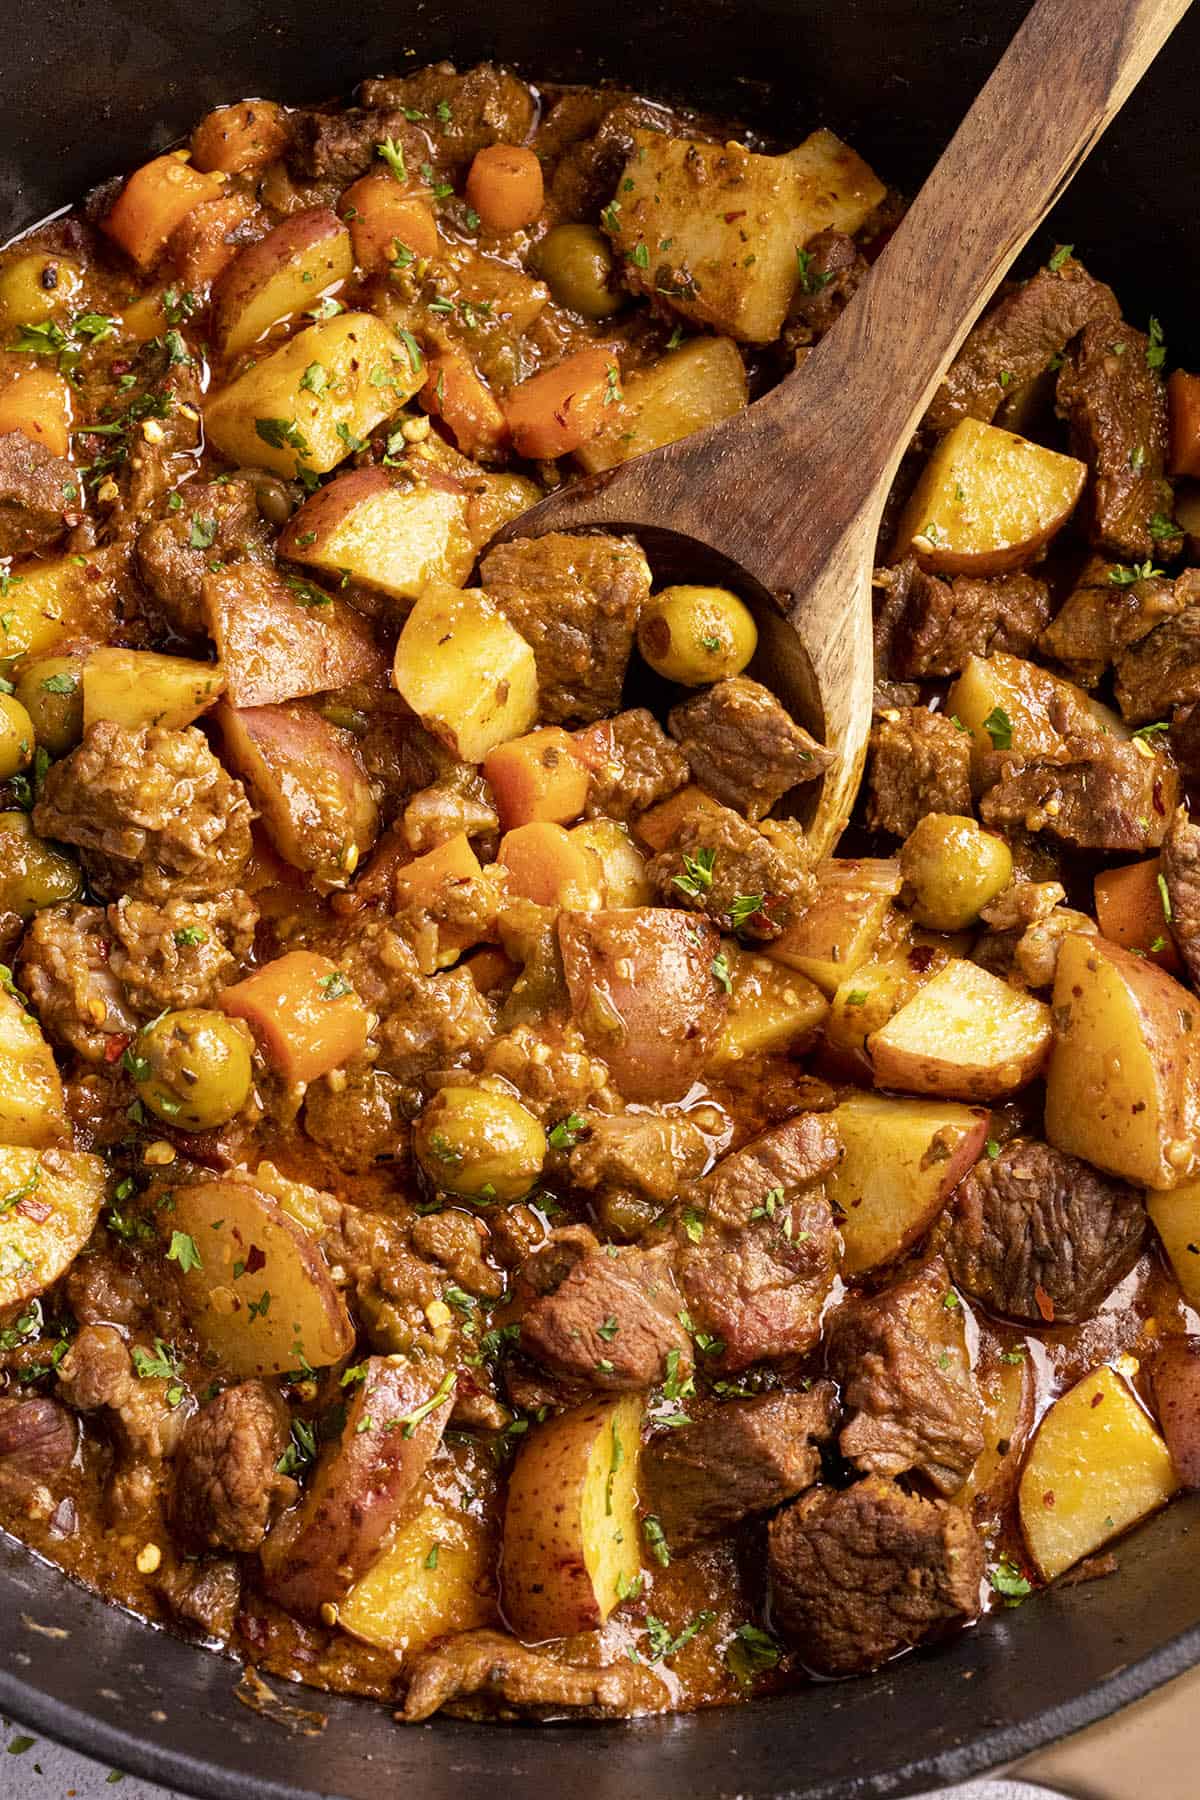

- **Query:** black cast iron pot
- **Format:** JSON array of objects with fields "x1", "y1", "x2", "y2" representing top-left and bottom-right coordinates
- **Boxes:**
[{"x1": 4, "y1": 2, "x2": 1200, "y2": 1793}]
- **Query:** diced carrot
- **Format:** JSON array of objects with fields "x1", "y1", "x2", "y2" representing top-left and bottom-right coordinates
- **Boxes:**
[
  {"x1": 341, "y1": 172, "x2": 439, "y2": 271},
  {"x1": 394, "y1": 832, "x2": 494, "y2": 964},
  {"x1": 484, "y1": 728, "x2": 590, "y2": 830},
  {"x1": 221, "y1": 950, "x2": 369, "y2": 1084},
  {"x1": 464, "y1": 946, "x2": 520, "y2": 993},
  {"x1": 190, "y1": 101, "x2": 290, "y2": 175},
  {"x1": 0, "y1": 368, "x2": 72, "y2": 459},
  {"x1": 421, "y1": 350, "x2": 509, "y2": 457},
  {"x1": 1094, "y1": 857, "x2": 1182, "y2": 974},
  {"x1": 497, "y1": 821, "x2": 602, "y2": 908},
  {"x1": 503, "y1": 348, "x2": 618, "y2": 461},
  {"x1": 1169, "y1": 371, "x2": 1200, "y2": 479},
  {"x1": 102, "y1": 155, "x2": 224, "y2": 272},
  {"x1": 633, "y1": 784, "x2": 728, "y2": 852},
  {"x1": 465, "y1": 145, "x2": 544, "y2": 233}
]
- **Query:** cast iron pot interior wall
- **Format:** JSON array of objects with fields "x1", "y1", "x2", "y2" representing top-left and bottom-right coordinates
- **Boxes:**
[{"x1": 4, "y1": 2, "x2": 1200, "y2": 1795}]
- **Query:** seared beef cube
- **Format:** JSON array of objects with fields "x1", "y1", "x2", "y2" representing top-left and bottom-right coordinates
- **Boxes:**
[
  {"x1": 154, "y1": 1558, "x2": 242, "y2": 1640},
  {"x1": 878, "y1": 558, "x2": 1051, "y2": 680},
  {"x1": 481, "y1": 533, "x2": 650, "y2": 725},
  {"x1": 403, "y1": 1628, "x2": 666, "y2": 1721},
  {"x1": 519, "y1": 1240, "x2": 691, "y2": 1391},
  {"x1": 767, "y1": 1477, "x2": 987, "y2": 1676},
  {"x1": 646, "y1": 801, "x2": 814, "y2": 941},
  {"x1": 927, "y1": 256, "x2": 1119, "y2": 431},
  {"x1": 33, "y1": 722, "x2": 253, "y2": 903},
  {"x1": 573, "y1": 709, "x2": 689, "y2": 821},
  {"x1": 785, "y1": 228, "x2": 868, "y2": 347},
  {"x1": 1149, "y1": 1338, "x2": 1200, "y2": 1489},
  {"x1": 867, "y1": 708, "x2": 973, "y2": 838},
  {"x1": 303, "y1": 1067, "x2": 409, "y2": 1172},
  {"x1": 1116, "y1": 605, "x2": 1200, "y2": 723},
  {"x1": 17, "y1": 904, "x2": 139, "y2": 1062},
  {"x1": 0, "y1": 1397, "x2": 76, "y2": 1497},
  {"x1": 825, "y1": 1259, "x2": 984, "y2": 1495},
  {"x1": 675, "y1": 1118, "x2": 839, "y2": 1371},
  {"x1": 107, "y1": 889, "x2": 258, "y2": 1014},
  {"x1": 549, "y1": 95, "x2": 704, "y2": 220},
  {"x1": 169, "y1": 1382, "x2": 292, "y2": 1553},
  {"x1": 1057, "y1": 319, "x2": 1181, "y2": 562},
  {"x1": 978, "y1": 733, "x2": 1178, "y2": 853},
  {"x1": 1171, "y1": 703, "x2": 1200, "y2": 795},
  {"x1": 288, "y1": 109, "x2": 428, "y2": 182},
  {"x1": 668, "y1": 677, "x2": 833, "y2": 821},
  {"x1": 945, "y1": 1138, "x2": 1145, "y2": 1325},
  {"x1": 360, "y1": 63, "x2": 537, "y2": 172},
  {"x1": 333, "y1": 922, "x2": 495, "y2": 1082},
  {"x1": 568, "y1": 1110, "x2": 710, "y2": 1212},
  {"x1": 1163, "y1": 806, "x2": 1200, "y2": 988},
  {"x1": 1042, "y1": 558, "x2": 1195, "y2": 688},
  {"x1": 136, "y1": 474, "x2": 273, "y2": 640},
  {"x1": 411, "y1": 1209, "x2": 505, "y2": 1299},
  {"x1": 0, "y1": 430, "x2": 77, "y2": 558},
  {"x1": 642, "y1": 1384, "x2": 837, "y2": 1547}
]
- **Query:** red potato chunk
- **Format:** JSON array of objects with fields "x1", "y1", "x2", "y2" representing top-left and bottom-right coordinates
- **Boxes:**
[{"x1": 203, "y1": 563, "x2": 387, "y2": 708}]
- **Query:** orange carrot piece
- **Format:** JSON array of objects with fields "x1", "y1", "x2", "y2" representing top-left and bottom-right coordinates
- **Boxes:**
[
  {"x1": 394, "y1": 832, "x2": 493, "y2": 962},
  {"x1": 484, "y1": 728, "x2": 590, "y2": 831},
  {"x1": 503, "y1": 348, "x2": 617, "y2": 461},
  {"x1": 421, "y1": 350, "x2": 508, "y2": 457},
  {"x1": 497, "y1": 821, "x2": 602, "y2": 908},
  {"x1": 221, "y1": 950, "x2": 368, "y2": 1084},
  {"x1": 465, "y1": 145, "x2": 544, "y2": 233},
  {"x1": 1094, "y1": 857, "x2": 1182, "y2": 974},
  {"x1": 1169, "y1": 371, "x2": 1200, "y2": 479},
  {"x1": 341, "y1": 173, "x2": 438, "y2": 271},
  {"x1": 103, "y1": 155, "x2": 224, "y2": 271},
  {"x1": 633, "y1": 784, "x2": 728, "y2": 852},
  {"x1": 0, "y1": 368, "x2": 72, "y2": 459},
  {"x1": 190, "y1": 101, "x2": 290, "y2": 175},
  {"x1": 464, "y1": 947, "x2": 520, "y2": 993}
]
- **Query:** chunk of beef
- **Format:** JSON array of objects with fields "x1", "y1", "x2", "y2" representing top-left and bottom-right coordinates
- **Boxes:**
[
  {"x1": 411, "y1": 1208, "x2": 505, "y2": 1299},
  {"x1": 519, "y1": 1239, "x2": 690, "y2": 1391},
  {"x1": 303, "y1": 1066, "x2": 408, "y2": 1171},
  {"x1": 767, "y1": 1476, "x2": 987, "y2": 1676},
  {"x1": 946, "y1": 1138, "x2": 1145, "y2": 1327},
  {"x1": 572, "y1": 709, "x2": 689, "y2": 821},
  {"x1": 403, "y1": 765, "x2": 499, "y2": 854},
  {"x1": 568, "y1": 1110, "x2": 710, "y2": 1212},
  {"x1": 1115, "y1": 605, "x2": 1200, "y2": 724},
  {"x1": 674, "y1": 1118, "x2": 839, "y2": 1371},
  {"x1": 318, "y1": 1198, "x2": 443, "y2": 1358},
  {"x1": 927, "y1": 257, "x2": 1119, "y2": 431},
  {"x1": 877, "y1": 559, "x2": 1052, "y2": 680},
  {"x1": 136, "y1": 473, "x2": 273, "y2": 640},
  {"x1": 333, "y1": 921, "x2": 494, "y2": 1082},
  {"x1": 867, "y1": 708, "x2": 973, "y2": 839},
  {"x1": 667, "y1": 678, "x2": 833, "y2": 821},
  {"x1": 33, "y1": 722, "x2": 253, "y2": 903},
  {"x1": 978, "y1": 734, "x2": 1178, "y2": 852},
  {"x1": 549, "y1": 95, "x2": 706, "y2": 219},
  {"x1": 18, "y1": 904, "x2": 139, "y2": 1062},
  {"x1": 0, "y1": 430, "x2": 76, "y2": 558},
  {"x1": 1057, "y1": 319, "x2": 1181, "y2": 561},
  {"x1": 825, "y1": 1260, "x2": 984, "y2": 1495},
  {"x1": 288, "y1": 109, "x2": 429, "y2": 184},
  {"x1": 480, "y1": 533, "x2": 650, "y2": 725},
  {"x1": 1013, "y1": 904, "x2": 1097, "y2": 988},
  {"x1": 1163, "y1": 806, "x2": 1200, "y2": 988},
  {"x1": 57, "y1": 1324, "x2": 185, "y2": 1520},
  {"x1": 646, "y1": 801, "x2": 815, "y2": 941},
  {"x1": 979, "y1": 877, "x2": 1065, "y2": 931},
  {"x1": 360, "y1": 63, "x2": 537, "y2": 171},
  {"x1": 643, "y1": 1384, "x2": 838, "y2": 1548},
  {"x1": 482, "y1": 1022, "x2": 611, "y2": 1121},
  {"x1": 785, "y1": 229, "x2": 868, "y2": 349},
  {"x1": 1149, "y1": 1337, "x2": 1200, "y2": 1489},
  {"x1": 1171, "y1": 703, "x2": 1200, "y2": 798},
  {"x1": 403, "y1": 1629, "x2": 666, "y2": 1721},
  {"x1": 1042, "y1": 560, "x2": 1197, "y2": 689},
  {"x1": 0, "y1": 1397, "x2": 76, "y2": 1497},
  {"x1": 65, "y1": 1248, "x2": 147, "y2": 1330},
  {"x1": 154, "y1": 1557, "x2": 242, "y2": 1639},
  {"x1": 107, "y1": 889, "x2": 258, "y2": 1013},
  {"x1": 169, "y1": 1382, "x2": 292, "y2": 1553}
]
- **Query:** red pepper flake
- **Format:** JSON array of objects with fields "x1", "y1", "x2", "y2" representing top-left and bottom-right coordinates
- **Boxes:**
[
  {"x1": 908, "y1": 945, "x2": 935, "y2": 973},
  {"x1": 1043, "y1": 1489, "x2": 1056, "y2": 1508},
  {"x1": 244, "y1": 1244, "x2": 267, "y2": 1276},
  {"x1": 723, "y1": 210, "x2": 747, "y2": 223},
  {"x1": 17, "y1": 1197, "x2": 52, "y2": 1223},
  {"x1": 104, "y1": 1033, "x2": 131, "y2": 1063},
  {"x1": 1091, "y1": 1390, "x2": 1105, "y2": 1407},
  {"x1": 1153, "y1": 779, "x2": 1166, "y2": 816},
  {"x1": 1034, "y1": 1283, "x2": 1055, "y2": 1322}
]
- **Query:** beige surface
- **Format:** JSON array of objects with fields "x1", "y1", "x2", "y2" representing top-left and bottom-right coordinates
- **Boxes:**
[{"x1": 1012, "y1": 1663, "x2": 1200, "y2": 1799}]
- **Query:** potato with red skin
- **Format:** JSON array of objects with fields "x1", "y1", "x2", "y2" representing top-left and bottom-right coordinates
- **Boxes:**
[
  {"x1": 216, "y1": 701, "x2": 379, "y2": 886},
  {"x1": 1168, "y1": 370, "x2": 1200, "y2": 479},
  {"x1": 1150, "y1": 1338, "x2": 1200, "y2": 1489},
  {"x1": 203, "y1": 563, "x2": 386, "y2": 709},
  {"x1": 211, "y1": 209, "x2": 353, "y2": 354},
  {"x1": 558, "y1": 907, "x2": 726, "y2": 1102},
  {"x1": 869, "y1": 958, "x2": 1052, "y2": 1102},
  {"x1": 260, "y1": 1356, "x2": 454, "y2": 1616},
  {"x1": 276, "y1": 465, "x2": 474, "y2": 602}
]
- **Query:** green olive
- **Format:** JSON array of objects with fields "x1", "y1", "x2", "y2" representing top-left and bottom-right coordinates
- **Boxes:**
[
  {"x1": 0, "y1": 694, "x2": 34, "y2": 781},
  {"x1": 637, "y1": 585, "x2": 758, "y2": 684},
  {"x1": 900, "y1": 812, "x2": 1014, "y2": 932},
  {"x1": 0, "y1": 811, "x2": 83, "y2": 918},
  {"x1": 12, "y1": 656, "x2": 84, "y2": 757},
  {"x1": 414, "y1": 1085, "x2": 546, "y2": 1203},
  {"x1": 0, "y1": 252, "x2": 85, "y2": 331},
  {"x1": 131, "y1": 1008, "x2": 255, "y2": 1131},
  {"x1": 537, "y1": 224, "x2": 626, "y2": 319}
]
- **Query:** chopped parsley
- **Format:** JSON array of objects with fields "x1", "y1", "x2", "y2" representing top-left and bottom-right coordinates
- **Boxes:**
[
  {"x1": 548, "y1": 1112, "x2": 586, "y2": 1151},
  {"x1": 187, "y1": 517, "x2": 217, "y2": 550},
  {"x1": 173, "y1": 925, "x2": 207, "y2": 947},
  {"x1": 711, "y1": 951, "x2": 733, "y2": 994},
  {"x1": 1048, "y1": 243, "x2": 1073, "y2": 272},
  {"x1": 166, "y1": 1231, "x2": 203, "y2": 1275},
  {"x1": 728, "y1": 893, "x2": 764, "y2": 931},
  {"x1": 396, "y1": 1368, "x2": 457, "y2": 1438},
  {"x1": 990, "y1": 1555, "x2": 1032, "y2": 1604},
  {"x1": 643, "y1": 1514, "x2": 671, "y2": 1566},
  {"x1": 672, "y1": 846, "x2": 716, "y2": 897},
  {"x1": 1109, "y1": 559, "x2": 1163, "y2": 586},
  {"x1": 1146, "y1": 314, "x2": 1167, "y2": 371},
  {"x1": 795, "y1": 246, "x2": 834, "y2": 294},
  {"x1": 982, "y1": 705, "x2": 1013, "y2": 750},
  {"x1": 724, "y1": 1622, "x2": 782, "y2": 1685},
  {"x1": 377, "y1": 137, "x2": 408, "y2": 183},
  {"x1": 319, "y1": 969, "x2": 354, "y2": 1001},
  {"x1": 645, "y1": 1609, "x2": 715, "y2": 1663},
  {"x1": 276, "y1": 1417, "x2": 317, "y2": 1477}
]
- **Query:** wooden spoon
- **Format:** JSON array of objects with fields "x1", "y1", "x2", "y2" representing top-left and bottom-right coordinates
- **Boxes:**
[{"x1": 492, "y1": 0, "x2": 1191, "y2": 857}]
